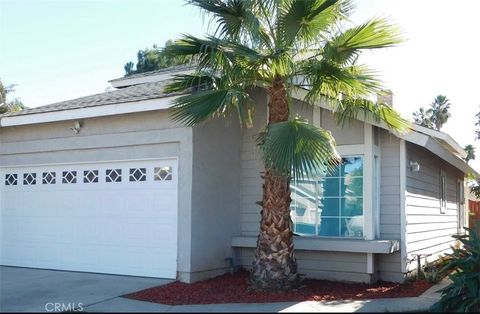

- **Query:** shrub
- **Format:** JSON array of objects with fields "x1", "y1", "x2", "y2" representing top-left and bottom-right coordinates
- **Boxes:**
[{"x1": 430, "y1": 223, "x2": 480, "y2": 312}]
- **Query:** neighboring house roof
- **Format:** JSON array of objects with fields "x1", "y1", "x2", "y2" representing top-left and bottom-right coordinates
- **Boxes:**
[{"x1": 1, "y1": 65, "x2": 477, "y2": 176}]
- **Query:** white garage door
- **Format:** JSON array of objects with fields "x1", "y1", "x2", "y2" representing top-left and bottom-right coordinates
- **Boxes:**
[{"x1": 0, "y1": 158, "x2": 178, "y2": 278}]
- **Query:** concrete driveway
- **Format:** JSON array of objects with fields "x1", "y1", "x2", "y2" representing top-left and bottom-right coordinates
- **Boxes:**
[{"x1": 0, "y1": 266, "x2": 172, "y2": 313}]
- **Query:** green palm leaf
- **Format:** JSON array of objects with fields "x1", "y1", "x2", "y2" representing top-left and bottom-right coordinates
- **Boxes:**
[
  {"x1": 170, "y1": 88, "x2": 253, "y2": 126},
  {"x1": 323, "y1": 18, "x2": 403, "y2": 64},
  {"x1": 164, "y1": 72, "x2": 220, "y2": 94},
  {"x1": 257, "y1": 117, "x2": 340, "y2": 179},
  {"x1": 276, "y1": 0, "x2": 344, "y2": 47},
  {"x1": 334, "y1": 97, "x2": 411, "y2": 133}
]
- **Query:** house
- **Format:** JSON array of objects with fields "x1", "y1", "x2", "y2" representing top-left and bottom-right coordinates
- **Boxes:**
[{"x1": 0, "y1": 66, "x2": 476, "y2": 284}]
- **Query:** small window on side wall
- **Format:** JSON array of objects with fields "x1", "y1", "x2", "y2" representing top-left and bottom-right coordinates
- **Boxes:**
[{"x1": 440, "y1": 170, "x2": 447, "y2": 214}]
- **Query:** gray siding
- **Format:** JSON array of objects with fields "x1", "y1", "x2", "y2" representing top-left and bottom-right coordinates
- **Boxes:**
[
  {"x1": 0, "y1": 110, "x2": 195, "y2": 278},
  {"x1": 405, "y1": 142, "x2": 462, "y2": 271},
  {"x1": 320, "y1": 109, "x2": 365, "y2": 145},
  {"x1": 377, "y1": 130, "x2": 403, "y2": 281},
  {"x1": 240, "y1": 248, "x2": 370, "y2": 283},
  {"x1": 188, "y1": 115, "x2": 241, "y2": 282},
  {"x1": 238, "y1": 91, "x2": 370, "y2": 282}
]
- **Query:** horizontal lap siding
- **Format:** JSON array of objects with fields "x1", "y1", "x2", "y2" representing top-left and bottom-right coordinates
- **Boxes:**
[
  {"x1": 377, "y1": 130, "x2": 402, "y2": 281},
  {"x1": 240, "y1": 92, "x2": 315, "y2": 236},
  {"x1": 405, "y1": 143, "x2": 462, "y2": 271},
  {"x1": 239, "y1": 89, "x2": 266, "y2": 236},
  {"x1": 239, "y1": 248, "x2": 370, "y2": 283},
  {"x1": 238, "y1": 93, "x2": 369, "y2": 281}
]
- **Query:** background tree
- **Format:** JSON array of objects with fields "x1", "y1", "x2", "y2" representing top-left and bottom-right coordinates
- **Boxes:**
[
  {"x1": 464, "y1": 144, "x2": 475, "y2": 163},
  {"x1": 475, "y1": 111, "x2": 480, "y2": 140},
  {"x1": 164, "y1": 0, "x2": 408, "y2": 291},
  {"x1": 123, "y1": 40, "x2": 190, "y2": 76},
  {"x1": 429, "y1": 95, "x2": 451, "y2": 131},
  {"x1": 0, "y1": 79, "x2": 26, "y2": 114},
  {"x1": 412, "y1": 95, "x2": 451, "y2": 131},
  {"x1": 412, "y1": 107, "x2": 433, "y2": 128}
]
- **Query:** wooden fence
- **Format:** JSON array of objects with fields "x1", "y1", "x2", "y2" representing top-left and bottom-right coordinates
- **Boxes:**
[{"x1": 468, "y1": 199, "x2": 480, "y2": 229}]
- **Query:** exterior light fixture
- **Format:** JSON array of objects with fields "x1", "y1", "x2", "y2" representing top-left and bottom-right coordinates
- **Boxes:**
[
  {"x1": 409, "y1": 161, "x2": 420, "y2": 172},
  {"x1": 70, "y1": 121, "x2": 82, "y2": 134}
]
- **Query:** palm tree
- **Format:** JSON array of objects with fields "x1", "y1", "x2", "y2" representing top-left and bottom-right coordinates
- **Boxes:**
[
  {"x1": 412, "y1": 107, "x2": 433, "y2": 128},
  {"x1": 164, "y1": 0, "x2": 409, "y2": 291},
  {"x1": 428, "y1": 95, "x2": 451, "y2": 131},
  {"x1": 464, "y1": 144, "x2": 475, "y2": 163}
]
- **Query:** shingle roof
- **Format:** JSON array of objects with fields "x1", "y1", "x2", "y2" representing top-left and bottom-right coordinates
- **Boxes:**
[
  {"x1": 1, "y1": 80, "x2": 180, "y2": 118},
  {"x1": 108, "y1": 64, "x2": 197, "y2": 83}
]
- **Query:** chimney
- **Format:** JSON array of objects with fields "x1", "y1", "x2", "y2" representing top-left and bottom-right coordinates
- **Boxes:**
[{"x1": 377, "y1": 89, "x2": 393, "y2": 107}]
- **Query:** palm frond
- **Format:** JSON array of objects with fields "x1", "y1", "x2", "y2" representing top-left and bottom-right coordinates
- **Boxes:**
[
  {"x1": 188, "y1": 0, "x2": 271, "y2": 47},
  {"x1": 334, "y1": 97, "x2": 411, "y2": 134},
  {"x1": 301, "y1": 60, "x2": 383, "y2": 101},
  {"x1": 323, "y1": 18, "x2": 404, "y2": 64},
  {"x1": 276, "y1": 0, "x2": 348, "y2": 47},
  {"x1": 170, "y1": 88, "x2": 253, "y2": 127},
  {"x1": 163, "y1": 34, "x2": 266, "y2": 72},
  {"x1": 164, "y1": 72, "x2": 220, "y2": 94},
  {"x1": 257, "y1": 117, "x2": 340, "y2": 179}
]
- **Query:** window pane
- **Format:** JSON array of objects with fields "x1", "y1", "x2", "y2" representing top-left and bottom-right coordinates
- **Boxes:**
[
  {"x1": 341, "y1": 217, "x2": 363, "y2": 237},
  {"x1": 291, "y1": 180, "x2": 317, "y2": 236},
  {"x1": 319, "y1": 177, "x2": 339, "y2": 197},
  {"x1": 341, "y1": 176, "x2": 363, "y2": 197},
  {"x1": 318, "y1": 217, "x2": 340, "y2": 236},
  {"x1": 324, "y1": 165, "x2": 340, "y2": 177},
  {"x1": 318, "y1": 197, "x2": 340, "y2": 216},
  {"x1": 341, "y1": 157, "x2": 363, "y2": 177},
  {"x1": 341, "y1": 197, "x2": 363, "y2": 216}
]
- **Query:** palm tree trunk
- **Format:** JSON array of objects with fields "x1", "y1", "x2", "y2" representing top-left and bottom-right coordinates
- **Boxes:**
[{"x1": 249, "y1": 76, "x2": 301, "y2": 291}]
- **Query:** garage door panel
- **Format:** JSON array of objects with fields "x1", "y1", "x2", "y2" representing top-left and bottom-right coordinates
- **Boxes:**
[{"x1": 1, "y1": 159, "x2": 178, "y2": 279}]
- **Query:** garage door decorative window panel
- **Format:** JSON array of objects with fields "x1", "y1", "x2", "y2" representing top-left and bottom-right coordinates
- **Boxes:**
[
  {"x1": 42, "y1": 172, "x2": 56, "y2": 184},
  {"x1": 154, "y1": 166, "x2": 172, "y2": 181},
  {"x1": 129, "y1": 168, "x2": 146, "y2": 182},
  {"x1": 5, "y1": 174, "x2": 17, "y2": 186},
  {"x1": 23, "y1": 173, "x2": 36, "y2": 185},
  {"x1": 62, "y1": 171, "x2": 77, "y2": 184},
  {"x1": 106, "y1": 169, "x2": 122, "y2": 183},
  {"x1": 83, "y1": 170, "x2": 99, "y2": 183}
]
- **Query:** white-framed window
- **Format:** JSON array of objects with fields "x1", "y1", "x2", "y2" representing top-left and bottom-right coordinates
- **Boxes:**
[
  {"x1": 290, "y1": 156, "x2": 364, "y2": 238},
  {"x1": 456, "y1": 178, "x2": 464, "y2": 233},
  {"x1": 440, "y1": 170, "x2": 447, "y2": 214}
]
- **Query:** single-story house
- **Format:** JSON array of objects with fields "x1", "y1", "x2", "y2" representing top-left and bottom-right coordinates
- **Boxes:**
[{"x1": 0, "y1": 65, "x2": 477, "y2": 284}]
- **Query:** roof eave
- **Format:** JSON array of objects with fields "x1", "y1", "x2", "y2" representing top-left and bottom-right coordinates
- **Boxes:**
[{"x1": 0, "y1": 96, "x2": 180, "y2": 127}]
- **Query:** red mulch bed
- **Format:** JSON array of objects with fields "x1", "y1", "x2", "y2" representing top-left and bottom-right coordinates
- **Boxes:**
[{"x1": 124, "y1": 270, "x2": 433, "y2": 305}]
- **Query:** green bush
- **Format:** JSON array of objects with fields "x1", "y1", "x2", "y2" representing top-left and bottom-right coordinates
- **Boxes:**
[{"x1": 431, "y1": 223, "x2": 480, "y2": 312}]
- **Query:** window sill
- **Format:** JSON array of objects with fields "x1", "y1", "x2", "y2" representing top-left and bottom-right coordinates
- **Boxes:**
[{"x1": 231, "y1": 236, "x2": 400, "y2": 254}]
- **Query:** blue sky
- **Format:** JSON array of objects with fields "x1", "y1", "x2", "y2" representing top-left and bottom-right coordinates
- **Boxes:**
[{"x1": 1, "y1": 0, "x2": 480, "y2": 169}]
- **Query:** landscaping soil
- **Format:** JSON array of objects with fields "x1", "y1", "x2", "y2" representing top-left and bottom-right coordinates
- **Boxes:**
[{"x1": 124, "y1": 270, "x2": 433, "y2": 305}]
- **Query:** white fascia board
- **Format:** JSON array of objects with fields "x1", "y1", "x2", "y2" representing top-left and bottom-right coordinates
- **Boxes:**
[
  {"x1": 424, "y1": 137, "x2": 479, "y2": 177},
  {"x1": 109, "y1": 70, "x2": 194, "y2": 88},
  {"x1": 0, "y1": 96, "x2": 179, "y2": 127},
  {"x1": 412, "y1": 124, "x2": 466, "y2": 158}
]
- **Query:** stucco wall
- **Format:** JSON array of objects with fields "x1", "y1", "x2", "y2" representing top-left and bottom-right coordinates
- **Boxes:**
[
  {"x1": 186, "y1": 115, "x2": 241, "y2": 282},
  {"x1": 0, "y1": 110, "x2": 194, "y2": 279},
  {"x1": 405, "y1": 142, "x2": 463, "y2": 273}
]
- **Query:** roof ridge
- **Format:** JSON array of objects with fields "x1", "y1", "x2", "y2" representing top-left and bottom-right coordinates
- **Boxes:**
[{"x1": 109, "y1": 64, "x2": 197, "y2": 82}]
